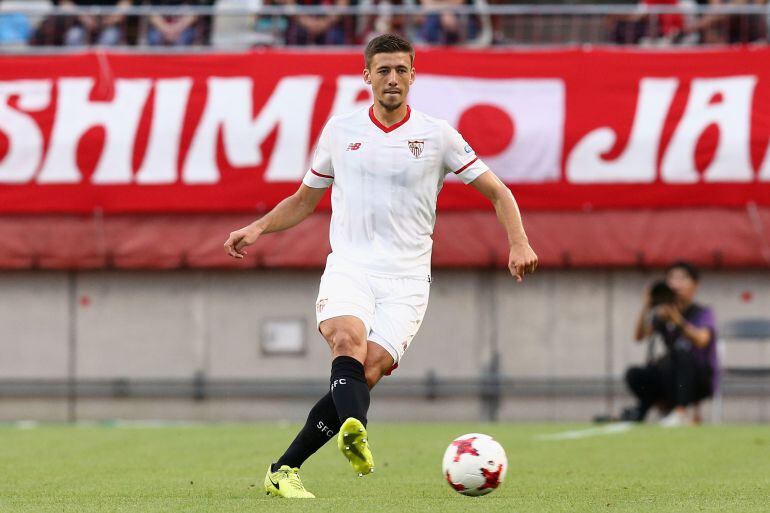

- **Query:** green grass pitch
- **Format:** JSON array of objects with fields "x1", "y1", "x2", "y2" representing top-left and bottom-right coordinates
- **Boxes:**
[{"x1": 1, "y1": 422, "x2": 769, "y2": 512}]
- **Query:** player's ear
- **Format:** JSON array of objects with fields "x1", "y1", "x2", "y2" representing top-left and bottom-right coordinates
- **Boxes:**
[
  {"x1": 363, "y1": 68, "x2": 372, "y2": 85},
  {"x1": 409, "y1": 67, "x2": 415, "y2": 85}
]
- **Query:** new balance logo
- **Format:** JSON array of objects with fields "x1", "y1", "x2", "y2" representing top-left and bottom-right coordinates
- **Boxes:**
[
  {"x1": 346, "y1": 142, "x2": 362, "y2": 151},
  {"x1": 331, "y1": 378, "x2": 347, "y2": 390}
]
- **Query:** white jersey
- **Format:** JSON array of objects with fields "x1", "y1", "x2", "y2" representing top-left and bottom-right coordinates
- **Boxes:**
[{"x1": 302, "y1": 105, "x2": 488, "y2": 277}]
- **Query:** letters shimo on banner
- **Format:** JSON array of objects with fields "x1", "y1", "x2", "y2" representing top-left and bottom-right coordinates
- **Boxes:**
[{"x1": 1, "y1": 49, "x2": 769, "y2": 213}]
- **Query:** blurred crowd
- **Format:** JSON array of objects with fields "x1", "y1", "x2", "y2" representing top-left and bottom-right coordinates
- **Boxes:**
[
  {"x1": 0, "y1": 1, "x2": 216, "y2": 47},
  {"x1": 0, "y1": 0, "x2": 767, "y2": 48},
  {"x1": 609, "y1": 0, "x2": 768, "y2": 45}
]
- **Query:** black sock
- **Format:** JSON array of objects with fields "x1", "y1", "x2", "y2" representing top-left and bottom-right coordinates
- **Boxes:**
[
  {"x1": 273, "y1": 392, "x2": 340, "y2": 471},
  {"x1": 329, "y1": 355, "x2": 370, "y2": 426}
]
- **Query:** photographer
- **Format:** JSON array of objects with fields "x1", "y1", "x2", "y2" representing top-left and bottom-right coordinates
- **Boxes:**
[{"x1": 624, "y1": 261, "x2": 718, "y2": 426}]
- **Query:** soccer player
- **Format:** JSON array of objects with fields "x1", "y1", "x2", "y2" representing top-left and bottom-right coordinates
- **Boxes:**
[{"x1": 223, "y1": 33, "x2": 538, "y2": 499}]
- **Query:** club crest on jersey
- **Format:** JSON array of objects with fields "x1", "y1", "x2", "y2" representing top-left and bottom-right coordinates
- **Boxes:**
[{"x1": 408, "y1": 140, "x2": 424, "y2": 159}]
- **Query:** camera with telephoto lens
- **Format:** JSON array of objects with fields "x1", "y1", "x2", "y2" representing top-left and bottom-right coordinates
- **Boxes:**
[{"x1": 649, "y1": 280, "x2": 676, "y2": 307}]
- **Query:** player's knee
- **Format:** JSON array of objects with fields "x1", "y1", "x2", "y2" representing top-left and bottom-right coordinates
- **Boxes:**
[
  {"x1": 330, "y1": 329, "x2": 364, "y2": 356},
  {"x1": 365, "y1": 366, "x2": 384, "y2": 389}
]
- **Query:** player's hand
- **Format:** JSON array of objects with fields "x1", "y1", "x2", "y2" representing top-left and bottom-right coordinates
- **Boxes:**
[
  {"x1": 508, "y1": 241, "x2": 538, "y2": 282},
  {"x1": 224, "y1": 224, "x2": 261, "y2": 259}
]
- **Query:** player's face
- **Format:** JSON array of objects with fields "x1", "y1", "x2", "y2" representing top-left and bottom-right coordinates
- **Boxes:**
[
  {"x1": 364, "y1": 52, "x2": 415, "y2": 112},
  {"x1": 666, "y1": 268, "x2": 697, "y2": 305}
]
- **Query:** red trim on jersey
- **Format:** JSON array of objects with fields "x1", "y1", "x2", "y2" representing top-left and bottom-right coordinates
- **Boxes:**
[
  {"x1": 453, "y1": 157, "x2": 479, "y2": 175},
  {"x1": 369, "y1": 105, "x2": 411, "y2": 133},
  {"x1": 311, "y1": 168, "x2": 333, "y2": 179}
]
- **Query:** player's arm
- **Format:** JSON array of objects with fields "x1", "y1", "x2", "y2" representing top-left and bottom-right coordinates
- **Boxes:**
[
  {"x1": 223, "y1": 184, "x2": 326, "y2": 259},
  {"x1": 469, "y1": 171, "x2": 538, "y2": 282}
]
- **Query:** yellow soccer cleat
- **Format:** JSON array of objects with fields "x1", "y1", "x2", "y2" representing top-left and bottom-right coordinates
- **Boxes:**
[
  {"x1": 263, "y1": 464, "x2": 315, "y2": 499},
  {"x1": 337, "y1": 417, "x2": 375, "y2": 476}
]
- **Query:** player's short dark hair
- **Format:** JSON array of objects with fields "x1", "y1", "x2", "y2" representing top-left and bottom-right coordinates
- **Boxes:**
[
  {"x1": 364, "y1": 34, "x2": 414, "y2": 69},
  {"x1": 666, "y1": 260, "x2": 700, "y2": 282}
]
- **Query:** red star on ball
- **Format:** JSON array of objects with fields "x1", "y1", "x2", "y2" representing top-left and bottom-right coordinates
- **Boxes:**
[
  {"x1": 451, "y1": 437, "x2": 479, "y2": 462},
  {"x1": 445, "y1": 471, "x2": 465, "y2": 492},
  {"x1": 479, "y1": 464, "x2": 503, "y2": 490}
]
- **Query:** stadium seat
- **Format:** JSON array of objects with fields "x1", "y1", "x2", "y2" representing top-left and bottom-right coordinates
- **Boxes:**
[{"x1": 712, "y1": 318, "x2": 770, "y2": 423}]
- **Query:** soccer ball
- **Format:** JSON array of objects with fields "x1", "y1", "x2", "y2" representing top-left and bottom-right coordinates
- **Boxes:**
[{"x1": 442, "y1": 433, "x2": 508, "y2": 496}]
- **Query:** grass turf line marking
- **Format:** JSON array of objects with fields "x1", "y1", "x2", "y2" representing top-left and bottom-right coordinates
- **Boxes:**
[{"x1": 534, "y1": 422, "x2": 635, "y2": 441}]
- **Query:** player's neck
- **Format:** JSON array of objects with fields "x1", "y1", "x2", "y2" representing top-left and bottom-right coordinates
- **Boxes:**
[{"x1": 371, "y1": 102, "x2": 409, "y2": 127}]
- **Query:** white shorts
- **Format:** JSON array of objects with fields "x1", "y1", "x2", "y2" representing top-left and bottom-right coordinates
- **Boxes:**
[{"x1": 315, "y1": 265, "x2": 430, "y2": 364}]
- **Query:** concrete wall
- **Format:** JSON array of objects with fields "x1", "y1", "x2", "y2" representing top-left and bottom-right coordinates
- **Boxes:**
[{"x1": 1, "y1": 269, "x2": 768, "y2": 422}]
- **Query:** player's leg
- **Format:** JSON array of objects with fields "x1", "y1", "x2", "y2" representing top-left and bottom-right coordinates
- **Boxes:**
[
  {"x1": 271, "y1": 391, "x2": 339, "y2": 469},
  {"x1": 363, "y1": 340, "x2": 396, "y2": 389},
  {"x1": 321, "y1": 315, "x2": 370, "y2": 424},
  {"x1": 265, "y1": 317, "x2": 368, "y2": 496},
  {"x1": 265, "y1": 393, "x2": 338, "y2": 497},
  {"x1": 320, "y1": 316, "x2": 377, "y2": 475},
  {"x1": 322, "y1": 315, "x2": 369, "y2": 363},
  {"x1": 268, "y1": 340, "x2": 392, "y2": 489},
  {"x1": 331, "y1": 341, "x2": 393, "y2": 477},
  {"x1": 265, "y1": 270, "x2": 375, "y2": 497},
  {"x1": 367, "y1": 274, "x2": 430, "y2": 373},
  {"x1": 336, "y1": 275, "x2": 429, "y2": 473}
]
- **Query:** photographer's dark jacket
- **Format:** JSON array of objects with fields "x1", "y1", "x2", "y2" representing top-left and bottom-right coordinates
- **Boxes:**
[{"x1": 652, "y1": 303, "x2": 719, "y2": 392}]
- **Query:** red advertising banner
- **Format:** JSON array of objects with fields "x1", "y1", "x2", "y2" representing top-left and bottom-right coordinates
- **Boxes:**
[{"x1": 1, "y1": 48, "x2": 769, "y2": 213}]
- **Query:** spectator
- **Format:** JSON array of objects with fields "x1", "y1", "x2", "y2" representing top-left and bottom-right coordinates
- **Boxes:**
[
  {"x1": 285, "y1": 0, "x2": 350, "y2": 45},
  {"x1": 727, "y1": 0, "x2": 768, "y2": 43},
  {"x1": 485, "y1": 0, "x2": 507, "y2": 45},
  {"x1": 253, "y1": 0, "x2": 290, "y2": 46},
  {"x1": 361, "y1": 0, "x2": 408, "y2": 43},
  {"x1": 418, "y1": 0, "x2": 463, "y2": 44},
  {"x1": 624, "y1": 262, "x2": 719, "y2": 426},
  {"x1": 145, "y1": 0, "x2": 200, "y2": 46},
  {"x1": 211, "y1": 0, "x2": 282, "y2": 48},
  {"x1": 609, "y1": 0, "x2": 686, "y2": 44},
  {"x1": 0, "y1": 1, "x2": 32, "y2": 46},
  {"x1": 687, "y1": 0, "x2": 767, "y2": 44},
  {"x1": 55, "y1": 0, "x2": 132, "y2": 46},
  {"x1": 417, "y1": 0, "x2": 478, "y2": 45}
]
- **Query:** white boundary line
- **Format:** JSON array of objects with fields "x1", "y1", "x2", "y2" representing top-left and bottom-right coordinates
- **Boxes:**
[{"x1": 534, "y1": 422, "x2": 635, "y2": 441}]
